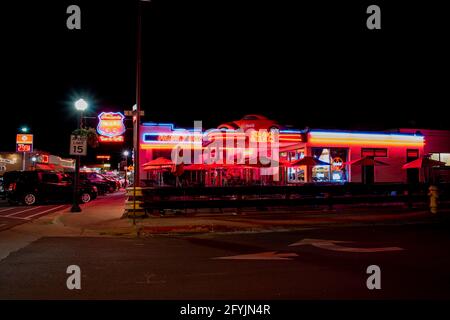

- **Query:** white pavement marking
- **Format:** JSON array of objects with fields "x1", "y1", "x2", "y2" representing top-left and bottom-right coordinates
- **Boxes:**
[
  {"x1": 289, "y1": 238, "x2": 404, "y2": 253},
  {"x1": 0, "y1": 215, "x2": 30, "y2": 221},
  {"x1": 213, "y1": 251, "x2": 298, "y2": 260},
  {"x1": 25, "y1": 205, "x2": 67, "y2": 219},
  {"x1": 0, "y1": 224, "x2": 6, "y2": 228},
  {"x1": 4, "y1": 206, "x2": 43, "y2": 217},
  {"x1": 0, "y1": 207, "x2": 18, "y2": 213}
]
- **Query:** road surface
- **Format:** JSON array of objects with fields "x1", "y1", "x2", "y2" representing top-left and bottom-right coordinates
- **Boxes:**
[{"x1": 1, "y1": 222, "x2": 449, "y2": 299}]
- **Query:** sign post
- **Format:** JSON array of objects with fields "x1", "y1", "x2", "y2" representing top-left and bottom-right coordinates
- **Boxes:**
[
  {"x1": 16, "y1": 134, "x2": 33, "y2": 171},
  {"x1": 70, "y1": 135, "x2": 87, "y2": 212}
]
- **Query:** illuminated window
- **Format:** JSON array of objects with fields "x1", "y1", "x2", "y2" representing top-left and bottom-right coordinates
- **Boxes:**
[
  {"x1": 430, "y1": 153, "x2": 450, "y2": 166},
  {"x1": 311, "y1": 148, "x2": 348, "y2": 182},
  {"x1": 361, "y1": 148, "x2": 388, "y2": 157},
  {"x1": 407, "y1": 149, "x2": 419, "y2": 158}
]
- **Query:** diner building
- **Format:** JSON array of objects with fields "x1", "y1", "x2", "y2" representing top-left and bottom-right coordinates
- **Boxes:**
[{"x1": 138, "y1": 116, "x2": 449, "y2": 186}]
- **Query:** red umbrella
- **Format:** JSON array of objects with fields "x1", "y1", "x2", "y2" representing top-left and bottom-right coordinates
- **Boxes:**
[
  {"x1": 402, "y1": 157, "x2": 445, "y2": 169},
  {"x1": 346, "y1": 157, "x2": 389, "y2": 166},
  {"x1": 142, "y1": 157, "x2": 174, "y2": 171},
  {"x1": 288, "y1": 156, "x2": 330, "y2": 167}
]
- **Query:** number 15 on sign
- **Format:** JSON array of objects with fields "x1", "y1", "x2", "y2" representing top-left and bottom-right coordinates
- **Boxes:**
[{"x1": 70, "y1": 135, "x2": 87, "y2": 156}]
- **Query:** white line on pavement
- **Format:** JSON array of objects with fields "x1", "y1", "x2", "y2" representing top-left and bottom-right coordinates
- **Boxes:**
[
  {"x1": 0, "y1": 224, "x2": 6, "y2": 227},
  {"x1": 24, "y1": 205, "x2": 67, "y2": 219},
  {"x1": 0, "y1": 207, "x2": 18, "y2": 213},
  {"x1": 4, "y1": 206, "x2": 43, "y2": 217}
]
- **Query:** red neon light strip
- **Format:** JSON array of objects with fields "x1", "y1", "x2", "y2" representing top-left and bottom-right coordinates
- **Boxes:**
[{"x1": 309, "y1": 138, "x2": 423, "y2": 147}]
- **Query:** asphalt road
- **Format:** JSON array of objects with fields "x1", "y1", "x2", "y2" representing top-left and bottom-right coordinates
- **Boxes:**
[{"x1": 1, "y1": 222, "x2": 449, "y2": 299}]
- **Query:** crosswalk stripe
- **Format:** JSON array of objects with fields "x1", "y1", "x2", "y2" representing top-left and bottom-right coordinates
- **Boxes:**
[
  {"x1": 4, "y1": 206, "x2": 43, "y2": 217},
  {"x1": 24, "y1": 205, "x2": 67, "y2": 219},
  {"x1": 0, "y1": 207, "x2": 17, "y2": 213}
]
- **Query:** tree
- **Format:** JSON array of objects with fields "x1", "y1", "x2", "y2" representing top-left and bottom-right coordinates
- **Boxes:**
[{"x1": 72, "y1": 128, "x2": 99, "y2": 148}]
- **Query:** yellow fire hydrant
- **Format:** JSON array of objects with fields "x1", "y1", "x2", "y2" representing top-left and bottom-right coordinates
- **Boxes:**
[{"x1": 428, "y1": 185, "x2": 439, "y2": 214}]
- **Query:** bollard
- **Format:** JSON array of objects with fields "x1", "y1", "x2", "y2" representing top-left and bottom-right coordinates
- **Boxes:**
[{"x1": 428, "y1": 185, "x2": 439, "y2": 214}]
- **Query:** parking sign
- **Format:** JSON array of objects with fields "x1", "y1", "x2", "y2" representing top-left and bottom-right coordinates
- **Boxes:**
[{"x1": 70, "y1": 135, "x2": 87, "y2": 156}]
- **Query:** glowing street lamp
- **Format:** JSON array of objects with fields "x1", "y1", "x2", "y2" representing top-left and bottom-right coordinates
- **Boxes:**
[
  {"x1": 123, "y1": 150, "x2": 130, "y2": 188},
  {"x1": 74, "y1": 98, "x2": 88, "y2": 111},
  {"x1": 71, "y1": 98, "x2": 88, "y2": 213}
]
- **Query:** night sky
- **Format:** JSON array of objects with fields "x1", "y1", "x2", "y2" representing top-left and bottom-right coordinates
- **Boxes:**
[{"x1": 1, "y1": 0, "x2": 449, "y2": 161}]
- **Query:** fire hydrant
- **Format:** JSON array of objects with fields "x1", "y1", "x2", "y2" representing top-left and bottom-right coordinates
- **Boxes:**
[{"x1": 428, "y1": 185, "x2": 439, "y2": 214}]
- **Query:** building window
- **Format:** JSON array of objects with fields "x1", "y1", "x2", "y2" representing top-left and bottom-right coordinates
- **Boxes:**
[
  {"x1": 407, "y1": 149, "x2": 419, "y2": 159},
  {"x1": 287, "y1": 149, "x2": 305, "y2": 183},
  {"x1": 311, "y1": 148, "x2": 348, "y2": 182},
  {"x1": 430, "y1": 153, "x2": 450, "y2": 166},
  {"x1": 361, "y1": 148, "x2": 388, "y2": 157}
]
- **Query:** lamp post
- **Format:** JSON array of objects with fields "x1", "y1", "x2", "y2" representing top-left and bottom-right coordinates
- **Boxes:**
[
  {"x1": 31, "y1": 156, "x2": 37, "y2": 170},
  {"x1": 71, "y1": 98, "x2": 88, "y2": 213},
  {"x1": 20, "y1": 126, "x2": 29, "y2": 171},
  {"x1": 123, "y1": 150, "x2": 130, "y2": 188}
]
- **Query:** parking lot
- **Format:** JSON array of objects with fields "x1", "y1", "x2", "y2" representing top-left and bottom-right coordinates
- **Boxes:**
[{"x1": 0, "y1": 202, "x2": 69, "y2": 231}]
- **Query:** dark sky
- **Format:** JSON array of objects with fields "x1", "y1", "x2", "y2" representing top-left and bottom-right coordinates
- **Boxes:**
[{"x1": 1, "y1": 0, "x2": 449, "y2": 159}]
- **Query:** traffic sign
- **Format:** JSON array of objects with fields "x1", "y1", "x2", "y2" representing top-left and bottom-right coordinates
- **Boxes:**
[{"x1": 70, "y1": 135, "x2": 87, "y2": 156}]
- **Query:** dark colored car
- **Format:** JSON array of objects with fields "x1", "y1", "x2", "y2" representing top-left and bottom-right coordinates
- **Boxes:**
[
  {"x1": 3, "y1": 170, "x2": 98, "y2": 206},
  {"x1": 0, "y1": 176, "x2": 5, "y2": 200},
  {"x1": 80, "y1": 172, "x2": 117, "y2": 194},
  {"x1": 100, "y1": 174, "x2": 121, "y2": 191}
]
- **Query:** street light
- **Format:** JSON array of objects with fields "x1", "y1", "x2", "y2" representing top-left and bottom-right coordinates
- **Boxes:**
[
  {"x1": 74, "y1": 98, "x2": 88, "y2": 111},
  {"x1": 123, "y1": 151, "x2": 130, "y2": 188},
  {"x1": 31, "y1": 157, "x2": 37, "y2": 170},
  {"x1": 71, "y1": 98, "x2": 88, "y2": 213}
]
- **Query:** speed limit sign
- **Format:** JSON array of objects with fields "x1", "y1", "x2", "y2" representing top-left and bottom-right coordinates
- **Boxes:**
[{"x1": 70, "y1": 135, "x2": 87, "y2": 156}]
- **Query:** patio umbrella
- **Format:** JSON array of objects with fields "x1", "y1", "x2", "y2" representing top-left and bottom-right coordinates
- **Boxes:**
[
  {"x1": 345, "y1": 156, "x2": 388, "y2": 184},
  {"x1": 402, "y1": 157, "x2": 445, "y2": 169},
  {"x1": 142, "y1": 157, "x2": 174, "y2": 170},
  {"x1": 289, "y1": 156, "x2": 330, "y2": 167},
  {"x1": 246, "y1": 156, "x2": 286, "y2": 168},
  {"x1": 346, "y1": 156, "x2": 389, "y2": 166},
  {"x1": 402, "y1": 156, "x2": 445, "y2": 183}
]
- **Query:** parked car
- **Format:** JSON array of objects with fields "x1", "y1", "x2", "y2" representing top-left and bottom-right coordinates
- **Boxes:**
[
  {"x1": 0, "y1": 176, "x2": 5, "y2": 200},
  {"x1": 3, "y1": 170, "x2": 97, "y2": 205},
  {"x1": 100, "y1": 174, "x2": 121, "y2": 191},
  {"x1": 80, "y1": 172, "x2": 117, "y2": 194}
]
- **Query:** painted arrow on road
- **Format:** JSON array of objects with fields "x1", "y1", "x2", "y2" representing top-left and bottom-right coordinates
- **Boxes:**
[
  {"x1": 289, "y1": 238, "x2": 404, "y2": 253},
  {"x1": 213, "y1": 251, "x2": 298, "y2": 260}
]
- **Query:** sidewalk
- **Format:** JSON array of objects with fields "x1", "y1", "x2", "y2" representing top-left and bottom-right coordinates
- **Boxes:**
[
  {"x1": 2, "y1": 192, "x2": 449, "y2": 261},
  {"x1": 52, "y1": 192, "x2": 450, "y2": 236}
]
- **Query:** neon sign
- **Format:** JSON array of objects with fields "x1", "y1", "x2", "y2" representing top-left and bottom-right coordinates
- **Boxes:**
[
  {"x1": 99, "y1": 136, "x2": 124, "y2": 143},
  {"x1": 331, "y1": 157, "x2": 344, "y2": 171},
  {"x1": 309, "y1": 131, "x2": 424, "y2": 147},
  {"x1": 97, "y1": 112, "x2": 126, "y2": 138},
  {"x1": 16, "y1": 144, "x2": 32, "y2": 152}
]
